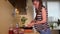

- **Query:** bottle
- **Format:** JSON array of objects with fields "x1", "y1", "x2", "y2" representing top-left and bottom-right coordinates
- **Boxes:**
[
  {"x1": 19, "y1": 28, "x2": 24, "y2": 34},
  {"x1": 13, "y1": 23, "x2": 19, "y2": 34},
  {"x1": 9, "y1": 24, "x2": 14, "y2": 34},
  {"x1": 16, "y1": 23, "x2": 19, "y2": 29}
]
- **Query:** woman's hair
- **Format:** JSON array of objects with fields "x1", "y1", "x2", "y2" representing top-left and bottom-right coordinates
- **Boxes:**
[{"x1": 32, "y1": 0, "x2": 43, "y2": 10}]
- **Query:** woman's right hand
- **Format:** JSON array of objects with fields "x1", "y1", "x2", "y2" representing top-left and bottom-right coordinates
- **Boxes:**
[
  {"x1": 26, "y1": 20, "x2": 36, "y2": 27},
  {"x1": 26, "y1": 23, "x2": 34, "y2": 27}
]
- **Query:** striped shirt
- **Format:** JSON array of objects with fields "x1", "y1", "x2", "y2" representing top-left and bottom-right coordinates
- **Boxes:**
[{"x1": 34, "y1": 6, "x2": 50, "y2": 31}]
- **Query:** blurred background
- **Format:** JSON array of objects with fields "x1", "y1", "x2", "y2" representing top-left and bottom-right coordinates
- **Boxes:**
[{"x1": 0, "y1": 0, "x2": 60, "y2": 34}]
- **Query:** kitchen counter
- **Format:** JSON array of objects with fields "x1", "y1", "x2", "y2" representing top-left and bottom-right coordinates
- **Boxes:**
[
  {"x1": 20, "y1": 27, "x2": 60, "y2": 34},
  {"x1": 24, "y1": 29, "x2": 59, "y2": 34}
]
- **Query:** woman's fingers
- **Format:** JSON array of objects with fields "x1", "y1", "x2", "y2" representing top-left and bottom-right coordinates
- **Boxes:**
[
  {"x1": 26, "y1": 20, "x2": 36, "y2": 27},
  {"x1": 27, "y1": 23, "x2": 34, "y2": 27}
]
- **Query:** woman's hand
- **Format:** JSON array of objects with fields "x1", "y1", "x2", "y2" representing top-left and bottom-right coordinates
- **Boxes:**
[
  {"x1": 35, "y1": 20, "x2": 45, "y2": 24},
  {"x1": 26, "y1": 20, "x2": 36, "y2": 27},
  {"x1": 27, "y1": 23, "x2": 35, "y2": 27},
  {"x1": 35, "y1": 21, "x2": 40, "y2": 24}
]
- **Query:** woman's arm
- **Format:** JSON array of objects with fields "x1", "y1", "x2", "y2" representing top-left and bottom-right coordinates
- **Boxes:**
[
  {"x1": 35, "y1": 7, "x2": 47, "y2": 24},
  {"x1": 27, "y1": 7, "x2": 47, "y2": 26}
]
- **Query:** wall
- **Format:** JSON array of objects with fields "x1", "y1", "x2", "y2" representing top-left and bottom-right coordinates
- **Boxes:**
[
  {"x1": 0, "y1": 0, "x2": 33, "y2": 34},
  {"x1": 0, "y1": 0, "x2": 14, "y2": 34}
]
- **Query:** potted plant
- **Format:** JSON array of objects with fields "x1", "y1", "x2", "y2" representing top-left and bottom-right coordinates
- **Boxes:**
[
  {"x1": 20, "y1": 16, "x2": 33, "y2": 33},
  {"x1": 50, "y1": 23, "x2": 53, "y2": 29},
  {"x1": 21, "y1": 16, "x2": 27, "y2": 27}
]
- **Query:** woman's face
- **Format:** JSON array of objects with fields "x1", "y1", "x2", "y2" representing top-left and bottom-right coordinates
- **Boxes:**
[{"x1": 33, "y1": 0, "x2": 39, "y2": 9}]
